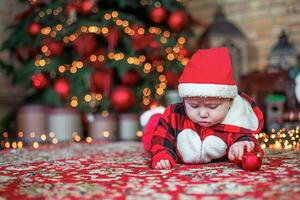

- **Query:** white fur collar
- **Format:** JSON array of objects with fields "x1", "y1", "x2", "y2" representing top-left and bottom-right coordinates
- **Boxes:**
[{"x1": 221, "y1": 95, "x2": 259, "y2": 131}]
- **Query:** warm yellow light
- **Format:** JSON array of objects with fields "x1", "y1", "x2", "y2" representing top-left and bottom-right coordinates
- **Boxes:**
[
  {"x1": 74, "y1": 135, "x2": 81, "y2": 142},
  {"x1": 81, "y1": 26, "x2": 88, "y2": 32},
  {"x1": 85, "y1": 94, "x2": 92, "y2": 102},
  {"x1": 159, "y1": 75, "x2": 166, "y2": 82},
  {"x1": 116, "y1": 19, "x2": 123, "y2": 26},
  {"x1": 103, "y1": 131, "x2": 110, "y2": 138},
  {"x1": 127, "y1": 57, "x2": 134, "y2": 64},
  {"x1": 30, "y1": 132, "x2": 36, "y2": 138},
  {"x1": 167, "y1": 53, "x2": 175, "y2": 61},
  {"x1": 95, "y1": 93, "x2": 102, "y2": 101},
  {"x1": 139, "y1": 55, "x2": 146, "y2": 62},
  {"x1": 69, "y1": 34, "x2": 76, "y2": 41},
  {"x1": 5, "y1": 142, "x2": 10, "y2": 148},
  {"x1": 160, "y1": 37, "x2": 167, "y2": 44},
  {"x1": 90, "y1": 54, "x2": 97, "y2": 62},
  {"x1": 70, "y1": 100, "x2": 78, "y2": 107},
  {"x1": 156, "y1": 88, "x2": 164, "y2": 95},
  {"x1": 70, "y1": 67, "x2": 77, "y2": 74},
  {"x1": 39, "y1": 59, "x2": 46, "y2": 67},
  {"x1": 143, "y1": 98, "x2": 150, "y2": 105},
  {"x1": 102, "y1": 110, "x2": 109, "y2": 117},
  {"x1": 136, "y1": 131, "x2": 143, "y2": 137},
  {"x1": 178, "y1": 37, "x2": 186, "y2": 44},
  {"x1": 3, "y1": 132, "x2": 8, "y2": 138},
  {"x1": 163, "y1": 31, "x2": 170, "y2": 37},
  {"x1": 122, "y1": 20, "x2": 129, "y2": 27},
  {"x1": 111, "y1": 11, "x2": 118, "y2": 18},
  {"x1": 86, "y1": 137, "x2": 92, "y2": 143},
  {"x1": 49, "y1": 132, "x2": 55, "y2": 138},
  {"x1": 156, "y1": 65, "x2": 164, "y2": 72},
  {"x1": 12, "y1": 142, "x2": 17, "y2": 149},
  {"x1": 58, "y1": 65, "x2": 66, "y2": 73},
  {"x1": 143, "y1": 88, "x2": 151, "y2": 96},
  {"x1": 97, "y1": 55, "x2": 105, "y2": 62},
  {"x1": 41, "y1": 134, "x2": 47, "y2": 141},
  {"x1": 41, "y1": 46, "x2": 49, "y2": 53},
  {"x1": 17, "y1": 141, "x2": 23, "y2": 149},
  {"x1": 52, "y1": 138, "x2": 58, "y2": 144},
  {"x1": 137, "y1": 28, "x2": 145, "y2": 35},
  {"x1": 104, "y1": 12, "x2": 111, "y2": 20},
  {"x1": 18, "y1": 131, "x2": 24, "y2": 138},
  {"x1": 144, "y1": 63, "x2": 152, "y2": 70},
  {"x1": 33, "y1": 142, "x2": 39, "y2": 149},
  {"x1": 56, "y1": 24, "x2": 62, "y2": 31}
]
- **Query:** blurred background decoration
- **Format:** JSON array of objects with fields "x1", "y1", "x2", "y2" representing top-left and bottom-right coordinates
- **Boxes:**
[{"x1": 0, "y1": 0, "x2": 300, "y2": 150}]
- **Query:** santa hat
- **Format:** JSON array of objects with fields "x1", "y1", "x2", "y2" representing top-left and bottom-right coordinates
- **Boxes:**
[{"x1": 178, "y1": 47, "x2": 238, "y2": 98}]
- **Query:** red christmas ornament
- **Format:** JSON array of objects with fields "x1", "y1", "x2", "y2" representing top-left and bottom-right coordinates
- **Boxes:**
[
  {"x1": 43, "y1": 39, "x2": 64, "y2": 56},
  {"x1": 111, "y1": 86, "x2": 136, "y2": 112},
  {"x1": 73, "y1": 34, "x2": 97, "y2": 56},
  {"x1": 179, "y1": 47, "x2": 190, "y2": 57},
  {"x1": 167, "y1": 10, "x2": 189, "y2": 32},
  {"x1": 165, "y1": 70, "x2": 179, "y2": 88},
  {"x1": 106, "y1": 26, "x2": 121, "y2": 51},
  {"x1": 53, "y1": 78, "x2": 70, "y2": 99},
  {"x1": 241, "y1": 151, "x2": 262, "y2": 171},
  {"x1": 149, "y1": 7, "x2": 167, "y2": 23},
  {"x1": 121, "y1": 70, "x2": 141, "y2": 86},
  {"x1": 92, "y1": 69, "x2": 113, "y2": 96},
  {"x1": 31, "y1": 73, "x2": 48, "y2": 89},
  {"x1": 80, "y1": 0, "x2": 94, "y2": 14},
  {"x1": 27, "y1": 22, "x2": 41, "y2": 36}
]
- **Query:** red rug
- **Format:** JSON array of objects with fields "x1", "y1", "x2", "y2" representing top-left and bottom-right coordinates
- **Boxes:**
[{"x1": 0, "y1": 142, "x2": 299, "y2": 199}]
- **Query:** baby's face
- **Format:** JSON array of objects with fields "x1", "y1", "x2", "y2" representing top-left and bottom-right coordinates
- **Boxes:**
[{"x1": 184, "y1": 96, "x2": 232, "y2": 127}]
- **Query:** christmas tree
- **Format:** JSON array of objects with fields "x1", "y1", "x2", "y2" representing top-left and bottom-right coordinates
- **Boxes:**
[{"x1": 0, "y1": 0, "x2": 194, "y2": 133}]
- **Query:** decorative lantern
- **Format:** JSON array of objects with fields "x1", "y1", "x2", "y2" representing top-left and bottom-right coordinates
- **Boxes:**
[
  {"x1": 47, "y1": 108, "x2": 82, "y2": 142},
  {"x1": 88, "y1": 113, "x2": 117, "y2": 141},
  {"x1": 119, "y1": 113, "x2": 140, "y2": 141},
  {"x1": 16, "y1": 105, "x2": 47, "y2": 144}
]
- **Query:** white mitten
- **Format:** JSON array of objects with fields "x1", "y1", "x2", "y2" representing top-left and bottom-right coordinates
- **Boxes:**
[
  {"x1": 177, "y1": 129, "x2": 202, "y2": 163},
  {"x1": 201, "y1": 135, "x2": 227, "y2": 163}
]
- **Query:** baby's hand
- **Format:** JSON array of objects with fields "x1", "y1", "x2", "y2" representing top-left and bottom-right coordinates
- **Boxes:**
[
  {"x1": 228, "y1": 141, "x2": 255, "y2": 161},
  {"x1": 155, "y1": 159, "x2": 172, "y2": 170}
]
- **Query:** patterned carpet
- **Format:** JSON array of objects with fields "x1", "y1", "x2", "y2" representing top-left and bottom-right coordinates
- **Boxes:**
[{"x1": 0, "y1": 141, "x2": 299, "y2": 200}]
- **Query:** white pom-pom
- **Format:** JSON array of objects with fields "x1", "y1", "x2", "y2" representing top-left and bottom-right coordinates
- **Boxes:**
[{"x1": 139, "y1": 106, "x2": 165, "y2": 127}]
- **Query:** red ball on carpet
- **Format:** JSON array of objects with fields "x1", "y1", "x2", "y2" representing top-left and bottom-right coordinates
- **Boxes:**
[
  {"x1": 149, "y1": 7, "x2": 167, "y2": 23},
  {"x1": 111, "y1": 86, "x2": 135, "y2": 112},
  {"x1": 167, "y1": 10, "x2": 189, "y2": 32},
  {"x1": 241, "y1": 152, "x2": 262, "y2": 171},
  {"x1": 53, "y1": 78, "x2": 70, "y2": 99},
  {"x1": 27, "y1": 22, "x2": 41, "y2": 36},
  {"x1": 31, "y1": 73, "x2": 48, "y2": 89}
]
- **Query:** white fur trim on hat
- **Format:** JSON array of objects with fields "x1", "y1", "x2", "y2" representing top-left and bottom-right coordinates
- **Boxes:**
[
  {"x1": 177, "y1": 129, "x2": 202, "y2": 163},
  {"x1": 178, "y1": 83, "x2": 238, "y2": 98},
  {"x1": 201, "y1": 135, "x2": 227, "y2": 163},
  {"x1": 139, "y1": 106, "x2": 165, "y2": 127}
]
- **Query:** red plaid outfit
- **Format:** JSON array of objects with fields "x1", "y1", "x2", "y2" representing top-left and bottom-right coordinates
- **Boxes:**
[{"x1": 147, "y1": 92, "x2": 264, "y2": 168}]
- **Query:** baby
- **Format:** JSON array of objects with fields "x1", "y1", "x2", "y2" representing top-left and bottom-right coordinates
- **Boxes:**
[{"x1": 140, "y1": 47, "x2": 264, "y2": 170}]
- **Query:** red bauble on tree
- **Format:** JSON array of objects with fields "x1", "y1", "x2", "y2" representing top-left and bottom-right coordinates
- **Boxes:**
[
  {"x1": 91, "y1": 69, "x2": 113, "y2": 96},
  {"x1": 53, "y1": 78, "x2": 70, "y2": 99},
  {"x1": 167, "y1": 10, "x2": 189, "y2": 32},
  {"x1": 149, "y1": 7, "x2": 168, "y2": 23},
  {"x1": 80, "y1": 0, "x2": 94, "y2": 14},
  {"x1": 27, "y1": 22, "x2": 41, "y2": 36},
  {"x1": 43, "y1": 39, "x2": 64, "y2": 56},
  {"x1": 73, "y1": 34, "x2": 97, "y2": 56},
  {"x1": 31, "y1": 73, "x2": 48, "y2": 89},
  {"x1": 105, "y1": 26, "x2": 121, "y2": 51},
  {"x1": 111, "y1": 86, "x2": 136, "y2": 112},
  {"x1": 179, "y1": 47, "x2": 190, "y2": 57},
  {"x1": 165, "y1": 70, "x2": 179, "y2": 89},
  {"x1": 121, "y1": 70, "x2": 141, "y2": 86}
]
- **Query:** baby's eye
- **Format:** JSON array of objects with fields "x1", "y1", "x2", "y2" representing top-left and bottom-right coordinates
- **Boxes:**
[
  {"x1": 190, "y1": 104, "x2": 198, "y2": 108},
  {"x1": 208, "y1": 105, "x2": 218, "y2": 109}
]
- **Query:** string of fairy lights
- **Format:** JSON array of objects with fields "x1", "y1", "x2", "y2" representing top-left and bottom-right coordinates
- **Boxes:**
[{"x1": 1, "y1": 126, "x2": 299, "y2": 150}]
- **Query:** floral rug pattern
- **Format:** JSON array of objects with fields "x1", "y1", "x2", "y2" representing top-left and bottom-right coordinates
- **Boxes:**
[{"x1": 0, "y1": 142, "x2": 299, "y2": 200}]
